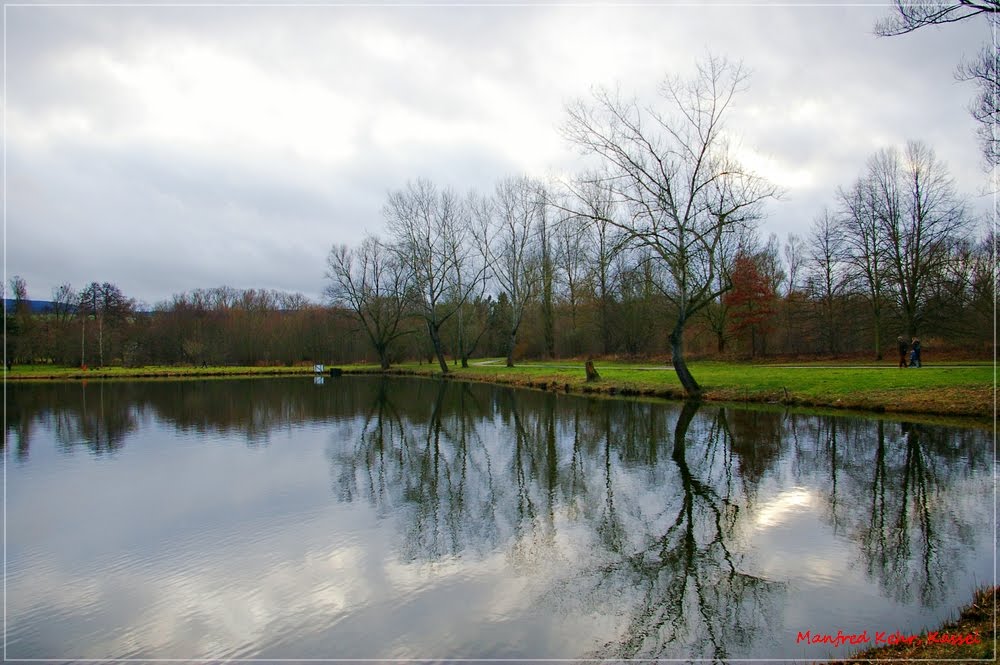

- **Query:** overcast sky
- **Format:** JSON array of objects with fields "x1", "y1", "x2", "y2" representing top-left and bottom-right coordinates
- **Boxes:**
[{"x1": 5, "y1": 1, "x2": 994, "y2": 307}]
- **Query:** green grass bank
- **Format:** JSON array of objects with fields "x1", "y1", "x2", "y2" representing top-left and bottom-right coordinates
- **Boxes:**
[
  {"x1": 382, "y1": 358, "x2": 993, "y2": 420},
  {"x1": 6, "y1": 358, "x2": 993, "y2": 420}
]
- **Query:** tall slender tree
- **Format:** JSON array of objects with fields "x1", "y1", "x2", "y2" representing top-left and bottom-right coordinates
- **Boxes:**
[
  {"x1": 838, "y1": 176, "x2": 889, "y2": 359},
  {"x1": 474, "y1": 176, "x2": 543, "y2": 368},
  {"x1": 805, "y1": 208, "x2": 850, "y2": 354}
]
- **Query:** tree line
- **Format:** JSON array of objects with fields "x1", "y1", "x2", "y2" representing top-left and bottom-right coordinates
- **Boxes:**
[
  {"x1": 7, "y1": 36, "x2": 995, "y2": 386},
  {"x1": 3, "y1": 161, "x2": 991, "y2": 377},
  {"x1": 325, "y1": 55, "x2": 993, "y2": 396}
]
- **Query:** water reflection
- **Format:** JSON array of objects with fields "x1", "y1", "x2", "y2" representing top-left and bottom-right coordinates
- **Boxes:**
[
  {"x1": 318, "y1": 378, "x2": 987, "y2": 659},
  {"x1": 6, "y1": 382, "x2": 140, "y2": 457},
  {"x1": 4, "y1": 377, "x2": 994, "y2": 660}
]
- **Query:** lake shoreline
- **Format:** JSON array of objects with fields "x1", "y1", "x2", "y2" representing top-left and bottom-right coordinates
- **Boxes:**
[
  {"x1": 826, "y1": 585, "x2": 996, "y2": 664},
  {"x1": 375, "y1": 365, "x2": 992, "y2": 421},
  {"x1": 6, "y1": 359, "x2": 992, "y2": 422}
]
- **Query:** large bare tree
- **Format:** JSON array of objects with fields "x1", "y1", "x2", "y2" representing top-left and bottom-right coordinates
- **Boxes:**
[
  {"x1": 868, "y1": 141, "x2": 971, "y2": 337},
  {"x1": 561, "y1": 56, "x2": 779, "y2": 396},
  {"x1": 837, "y1": 176, "x2": 889, "y2": 359},
  {"x1": 325, "y1": 235, "x2": 410, "y2": 370},
  {"x1": 446, "y1": 191, "x2": 492, "y2": 368}
]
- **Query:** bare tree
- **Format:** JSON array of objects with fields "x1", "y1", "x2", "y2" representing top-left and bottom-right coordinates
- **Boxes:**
[
  {"x1": 474, "y1": 175, "x2": 543, "y2": 368},
  {"x1": 5, "y1": 276, "x2": 30, "y2": 367},
  {"x1": 384, "y1": 179, "x2": 484, "y2": 374},
  {"x1": 698, "y1": 222, "x2": 754, "y2": 354},
  {"x1": 966, "y1": 230, "x2": 997, "y2": 337},
  {"x1": 325, "y1": 235, "x2": 410, "y2": 370},
  {"x1": 537, "y1": 183, "x2": 557, "y2": 359},
  {"x1": 805, "y1": 208, "x2": 850, "y2": 354},
  {"x1": 558, "y1": 174, "x2": 628, "y2": 355},
  {"x1": 956, "y1": 37, "x2": 1000, "y2": 168},
  {"x1": 51, "y1": 283, "x2": 77, "y2": 324},
  {"x1": 779, "y1": 232, "x2": 809, "y2": 354},
  {"x1": 870, "y1": 141, "x2": 971, "y2": 337},
  {"x1": 874, "y1": 0, "x2": 998, "y2": 35},
  {"x1": 783, "y1": 233, "x2": 806, "y2": 298},
  {"x1": 77, "y1": 282, "x2": 132, "y2": 367},
  {"x1": 8, "y1": 275, "x2": 27, "y2": 309},
  {"x1": 562, "y1": 55, "x2": 779, "y2": 396},
  {"x1": 446, "y1": 190, "x2": 492, "y2": 368},
  {"x1": 552, "y1": 206, "x2": 589, "y2": 337},
  {"x1": 757, "y1": 233, "x2": 787, "y2": 300},
  {"x1": 837, "y1": 176, "x2": 890, "y2": 359}
]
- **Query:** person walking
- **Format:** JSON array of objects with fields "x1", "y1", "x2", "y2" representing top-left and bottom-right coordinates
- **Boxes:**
[
  {"x1": 897, "y1": 336, "x2": 909, "y2": 368},
  {"x1": 910, "y1": 338, "x2": 921, "y2": 368}
]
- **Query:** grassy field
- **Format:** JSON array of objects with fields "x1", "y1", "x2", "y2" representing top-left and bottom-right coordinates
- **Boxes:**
[
  {"x1": 386, "y1": 358, "x2": 994, "y2": 419},
  {"x1": 6, "y1": 358, "x2": 993, "y2": 419},
  {"x1": 3, "y1": 364, "x2": 318, "y2": 379}
]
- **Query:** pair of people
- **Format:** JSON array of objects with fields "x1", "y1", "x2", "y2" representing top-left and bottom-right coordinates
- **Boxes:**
[{"x1": 896, "y1": 336, "x2": 922, "y2": 368}]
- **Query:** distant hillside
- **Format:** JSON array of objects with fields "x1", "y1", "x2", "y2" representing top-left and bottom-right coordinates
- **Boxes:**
[
  {"x1": 3, "y1": 299, "x2": 72, "y2": 314},
  {"x1": 3, "y1": 300, "x2": 154, "y2": 315}
]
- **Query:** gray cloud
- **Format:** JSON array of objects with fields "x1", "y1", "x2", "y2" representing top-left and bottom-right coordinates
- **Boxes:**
[{"x1": 5, "y1": 3, "x2": 993, "y2": 304}]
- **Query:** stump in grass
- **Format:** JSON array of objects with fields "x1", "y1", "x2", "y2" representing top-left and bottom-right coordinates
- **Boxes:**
[{"x1": 585, "y1": 360, "x2": 601, "y2": 382}]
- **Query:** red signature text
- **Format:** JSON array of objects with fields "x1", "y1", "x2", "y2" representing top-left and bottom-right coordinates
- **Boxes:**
[
  {"x1": 796, "y1": 629, "x2": 982, "y2": 648},
  {"x1": 796, "y1": 630, "x2": 870, "y2": 647}
]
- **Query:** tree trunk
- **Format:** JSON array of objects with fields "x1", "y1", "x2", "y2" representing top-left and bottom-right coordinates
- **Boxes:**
[
  {"x1": 543, "y1": 300, "x2": 555, "y2": 359},
  {"x1": 872, "y1": 304, "x2": 883, "y2": 360},
  {"x1": 672, "y1": 399, "x2": 701, "y2": 459},
  {"x1": 428, "y1": 323, "x2": 449, "y2": 373},
  {"x1": 506, "y1": 329, "x2": 517, "y2": 368},
  {"x1": 670, "y1": 323, "x2": 702, "y2": 398},
  {"x1": 600, "y1": 296, "x2": 611, "y2": 355}
]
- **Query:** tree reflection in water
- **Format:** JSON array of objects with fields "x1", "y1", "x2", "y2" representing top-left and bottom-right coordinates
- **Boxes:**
[
  {"x1": 780, "y1": 411, "x2": 985, "y2": 609},
  {"x1": 6, "y1": 377, "x2": 991, "y2": 658},
  {"x1": 6, "y1": 382, "x2": 139, "y2": 457},
  {"x1": 559, "y1": 401, "x2": 783, "y2": 660},
  {"x1": 329, "y1": 378, "x2": 506, "y2": 560},
  {"x1": 325, "y1": 381, "x2": 987, "y2": 659}
]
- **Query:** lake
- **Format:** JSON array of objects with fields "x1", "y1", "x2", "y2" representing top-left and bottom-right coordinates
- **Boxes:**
[{"x1": 4, "y1": 376, "x2": 994, "y2": 661}]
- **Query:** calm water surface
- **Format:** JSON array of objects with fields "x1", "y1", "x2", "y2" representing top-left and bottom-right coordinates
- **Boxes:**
[{"x1": 4, "y1": 376, "x2": 995, "y2": 661}]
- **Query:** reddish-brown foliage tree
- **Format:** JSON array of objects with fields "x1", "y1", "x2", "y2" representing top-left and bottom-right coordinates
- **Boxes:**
[{"x1": 724, "y1": 254, "x2": 778, "y2": 357}]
